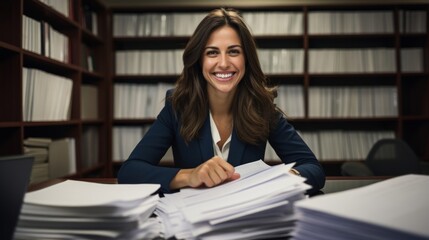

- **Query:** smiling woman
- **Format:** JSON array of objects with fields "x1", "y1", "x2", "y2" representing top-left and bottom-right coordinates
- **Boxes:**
[
  {"x1": 117, "y1": 8, "x2": 326, "y2": 195},
  {"x1": 202, "y1": 26, "x2": 245, "y2": 97}
]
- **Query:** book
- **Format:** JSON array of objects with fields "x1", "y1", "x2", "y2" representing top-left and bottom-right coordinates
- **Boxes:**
[{"x1": 48, "y1": 138, "x2": 76, "y2": 178}]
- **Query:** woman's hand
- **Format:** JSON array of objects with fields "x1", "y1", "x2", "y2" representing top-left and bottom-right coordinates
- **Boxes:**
[{"x1": 170, "y1": 156, "x2": 240, "y2": 190}]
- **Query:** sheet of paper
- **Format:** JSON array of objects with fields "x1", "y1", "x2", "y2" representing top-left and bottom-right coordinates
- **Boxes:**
[
  {"x1": 191, "y1": 213, "x2": 296, "y2": 236},
  {"x1": 181, "y1": 174, "x2": 305, "y2": 221},
  {"x1": 156, "y1": 160, "x2": 308, "y2": 240},
  {"x1": 178, "y1": 161, "x2": 296, "y2": 207},
  {"x1": 24, "y1": 180, "x2": 160, "y2": 207},
  {"x1": 295, "y1": 174, "x2": 429, "y2": 239}
]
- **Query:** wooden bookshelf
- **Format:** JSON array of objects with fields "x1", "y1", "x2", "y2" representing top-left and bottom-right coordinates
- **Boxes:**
[
  {"x1": 107, "y1": 4, "x2": 429, "y2": 176},
  {"x1": 0, "y1": 0, "x2": 109, "y2": 183},
  {"x1": 1, "y1": 1, "x2": 428, "y2": 179}
]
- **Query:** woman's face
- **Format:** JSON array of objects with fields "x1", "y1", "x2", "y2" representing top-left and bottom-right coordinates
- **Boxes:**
[{"x1": 202, "y1": 25, "x2": 245, "y2": 97}]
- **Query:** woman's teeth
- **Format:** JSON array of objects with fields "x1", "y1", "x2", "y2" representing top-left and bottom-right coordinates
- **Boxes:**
[{"x1": 215, "y1": 73, "x2": 233, "y2": 78}]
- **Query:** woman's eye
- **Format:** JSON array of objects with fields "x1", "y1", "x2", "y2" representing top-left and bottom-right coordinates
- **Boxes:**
[
  {"x1": 229, "y1": 49, "x2": 240, "y2": 55},
  {"x1": 206, "y1": 50, "x2": 218, "y2": 56}
]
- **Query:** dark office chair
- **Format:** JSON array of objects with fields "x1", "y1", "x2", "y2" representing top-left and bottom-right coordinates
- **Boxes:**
[{"x1": 341, "y1": 138, "x2": 421, "y2": 176}]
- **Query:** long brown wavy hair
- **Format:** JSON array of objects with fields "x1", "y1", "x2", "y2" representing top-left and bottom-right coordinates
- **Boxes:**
[{"x1": 171, "y1": 7, "x2": 278, "y2": 145}]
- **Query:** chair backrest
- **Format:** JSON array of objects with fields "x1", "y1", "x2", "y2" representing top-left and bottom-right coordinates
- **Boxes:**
[{"x1": 366, "y1": 138, "x2": 420, "y2": 176}]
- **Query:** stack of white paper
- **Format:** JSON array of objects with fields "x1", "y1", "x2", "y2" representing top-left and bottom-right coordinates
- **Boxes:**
[
  {"x1": 291, "y1": 174, "x2": 429, "y2": 240},
  {"x1": 155, "y1": 160, "x2": 310, "y2": 240},
  {"x1": 15, "y1": 180, "x2": 161, "y2": 240}
]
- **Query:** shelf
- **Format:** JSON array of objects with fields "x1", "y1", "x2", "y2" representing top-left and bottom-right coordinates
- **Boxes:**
[
  {"x1": 255, "y1": 35, "x2": 303, "y2": 48},
  {"x1": 1, "y1": 2, "x2": 428, "y2": 180},
  {"x1": 291, "y1": 117, "x2": 398, "y2": 123},
  {"x1": 22, "y1": 120, "x2": 81, "y2": 127},
  {"x1": 23, "y1": 51, "x2": 79, "y2": 76},
  {"x1": 291, "y1": 119, "x2": 398, "y2": 132},
  {"x1": 308, "y1": 34, "x2": 395, "y2": 48},
  {"x1": 308, "y1": 73, "x2": 397, "y2": 86},
  {"x1": 82, "y1": 70, "x2": 105, "y2": 81},
  {"x1": 402, "y1": 116, "x2": 429, "y2": 121},
  {"x1": 0, "y1": 49, "x2": 21, "y2": 122},
  {"x1": 82, "y1": 119, "x2": 105, "y2": 125},
  {"x1": 111, "y1": 117, "x2": 401, "y2": 128},
  {"x1": 114, "y1": 75, "x2": 178, "y2": 83},
  {"x1": 308, "y1": 34, "x2": 396, "y2": 49},
  {"x1": 24, "y1": 0, "x2": 78, "y2": 30},
  {"x1": 0, "y1": 122, "x2": 22, "y2": 128},
  {"x1": 0, "y1": 0, "x2": 108, "y2": 180},
  {"x1": 114, "y1": 36, "x2": 189, "y2": 50},
  {"x1": 0, "y1": 41, "x2": 21, "y2": 54},
  {"x1": 81, "y1": 28, "x2": 104, "y2": 46},
  {"x1": 401, "y1": 72, "x2": 429, "y2": 78},
  {"x1": 0, "y1": 127, "x2": 22, "y2": 155},
  {"x1": 113, "y1": 119, "x2": 156, "y2": 125},
  {"x1": 107, "y1": 4, "x2": 429, "y2": 176},
  {"x1": 400, "y1": 33, "x2": 427, "y2": 47}
]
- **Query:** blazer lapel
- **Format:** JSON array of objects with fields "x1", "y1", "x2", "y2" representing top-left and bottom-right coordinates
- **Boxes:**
[
  {"x1": 228, "y1": 128, "x2": 246, "y2": 166},
  {"x1": 198, "y1": 114, "x2": 214, "y2": 162}
]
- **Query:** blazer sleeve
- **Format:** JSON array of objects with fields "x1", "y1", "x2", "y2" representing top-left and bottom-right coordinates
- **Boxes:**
[
  {"x1": 117, "y1": 90, "x2": 181, "y2": 193},
  {"x1": 268, "y1": 114, "x2": 325, "y2": 193}
]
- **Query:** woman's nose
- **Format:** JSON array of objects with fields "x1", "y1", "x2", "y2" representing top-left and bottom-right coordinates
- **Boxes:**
[{"x1": 218, "y1": 53, "x2": 229, "y2": 68}]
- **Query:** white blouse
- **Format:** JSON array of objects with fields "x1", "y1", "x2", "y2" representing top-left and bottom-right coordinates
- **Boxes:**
[{"x1": 209, "y1": 112, "x2": 232, "y2": 162}]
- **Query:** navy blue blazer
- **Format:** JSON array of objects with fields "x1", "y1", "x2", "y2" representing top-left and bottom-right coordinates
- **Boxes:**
[{"x1": 118, "y1": 90, "x2": 325, "y2": 194}]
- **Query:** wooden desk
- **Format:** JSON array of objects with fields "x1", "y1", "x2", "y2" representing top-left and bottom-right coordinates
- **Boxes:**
[{"x1": 323, "y1": 176, "x2": 390, "y2": 194}]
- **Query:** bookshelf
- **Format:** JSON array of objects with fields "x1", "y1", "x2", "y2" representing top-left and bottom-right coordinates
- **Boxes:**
[
  {"x1": 1, "y1": 1, "x2": 428, "y2": 179},
  {"x1": 0, "y1": 0, "x2": 108, "y2": 183},
  {"x1": 108, "y1": 4, "x2": 429, "y2": 176}
]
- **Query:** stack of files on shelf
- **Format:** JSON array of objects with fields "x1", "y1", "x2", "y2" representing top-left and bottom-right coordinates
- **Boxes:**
[
  {"x1": 401, "y1": 48, "x2": 424, "y2": 72},
  {"x1": 113, "y1": 125, "x2": 174, "y2": 163},
  {"x1": 81, "y1": 84, "x2": 99, "y2": 120},
  {"x1": 155, "y1": 160, "x2": 310, "y2": 240},
  {"x1": 243, "y1": 12, "x2": 303, "y2": 35},
  {"x1": 23, "y1": 68, "x2": 73, "y2": 121},
  {"x1": 308, "y1": 86, "x2": 398, "y2": 118},
  {"x1": 113, "y1": 13, "x2": 206, "y2": 37},
  {"x1": 308, "y1": 11, "x2": 394, "y2": 34},
  {"x1": 38, "y1": 0, "x2": 70, "y2": 18},
  {"x1": 399, "y1": 10, "x2": 427, "y2": 33},
  {"x1": 114, "y1": 83, "x2": 174, "y2": 119},
  {"x1": 258, "y1": 49, "x2": 304, "y2": 74},
  {"x1": 113, "y1": 126, "x2": 150, "y2": 161},
  {"x1": 81, "y1": 127, "x2": 99, "y2": 169},
  {"x1": 23, "y1": 137, "x2": 77, "y2": 183},
  {"x1": 24, "y1": 138, "x2": 50, "y2": 184},
  {"x1": 298, "y1": 131, "x2": 395, "y2": 161},
  {"x1": 291, "y1": 174, "x2": 429, "y2": 240},
  {"x1": 22, "y1": 15, "x2": 70, "y2": 63},
  {"x1": 48, "y1": 137, "x2": 76, "y2": 179},
  {"x1": 22, "y1": 15, "x2": 42, "y2": 54},
  {"x1": 15, "y1": 180, "x2": 161, "y2": 240},
  {"x1": 308, "y1": 49, "x2": 396, "y2": 73},
  {"x1": 275, "y1": 85, "x2": 305, "y2": 118},
  {"x1": 115, "y1": 50, "x2": 183, "y2": 75}
]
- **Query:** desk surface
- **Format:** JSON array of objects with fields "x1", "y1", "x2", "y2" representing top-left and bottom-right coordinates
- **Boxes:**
[{"x1": 28, "y1": 176, "x2": 388, "y2": 193}]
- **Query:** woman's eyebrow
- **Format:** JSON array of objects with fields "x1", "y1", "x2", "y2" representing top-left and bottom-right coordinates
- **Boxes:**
[
  {"x1": 204, "y1": 45, "x2": 242, "y2": 50},
  {"x1": 204, "y1": 46, "x2": 219, "y2": 50},
  {"x1": 227, "y1": 45, "x2": 242, "y2": 49}
]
